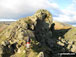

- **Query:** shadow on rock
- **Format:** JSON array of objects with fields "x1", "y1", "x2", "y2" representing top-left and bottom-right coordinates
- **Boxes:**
[
  {"x1": 51, "y1": 24, "x2": 76, "y2": 57},
  {"x1": 1, "y1": 42, "x2": 18, "y2": 57}
]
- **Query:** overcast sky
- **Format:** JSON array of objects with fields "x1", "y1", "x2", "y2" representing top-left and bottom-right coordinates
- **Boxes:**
[{"x1": 0, "y1": 0, "x2": 76, "y2": 25}]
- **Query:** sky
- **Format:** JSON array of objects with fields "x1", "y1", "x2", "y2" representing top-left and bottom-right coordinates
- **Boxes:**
[{"x1": 0, "y1": 0, "x2": 76, "y2": 26}]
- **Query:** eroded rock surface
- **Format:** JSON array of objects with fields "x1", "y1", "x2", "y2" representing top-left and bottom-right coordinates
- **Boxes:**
[{"x1": 0, "y1": 9, "x2": 53, "y2": 57}]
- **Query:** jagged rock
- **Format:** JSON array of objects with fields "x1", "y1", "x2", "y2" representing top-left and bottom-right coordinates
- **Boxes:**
[
  {"x1": 17, "y1": 48, "x2": 21, "y2": 53},
  {"x1": 57, "y1": 41, "x2": 64, "y2": 46},
  {"x1": 1, "y1": 41, "x2": 6, "y2": 46},
  {"x1": 71, "y1": 45, "x2": 76, "y2": 52},
  {"x1": 0, "y1": 46, "x2": 3, "y2": 55},
  {"x1": 37, "y1": 52, "x2": 44, "y2": 57},
  {"x1": 0, "y1": 9, "x2": 53, "y2": 57}
]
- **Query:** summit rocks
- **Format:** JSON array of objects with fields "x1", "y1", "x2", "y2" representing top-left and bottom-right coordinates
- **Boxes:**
[{"x1": 0, "y1": 9, "x2": 53, "y2": 57}]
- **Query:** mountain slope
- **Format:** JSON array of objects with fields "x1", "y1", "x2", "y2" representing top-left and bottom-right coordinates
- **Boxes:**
[{"x1": 53, "y1": 21, "x2": 72, "y2": 30}]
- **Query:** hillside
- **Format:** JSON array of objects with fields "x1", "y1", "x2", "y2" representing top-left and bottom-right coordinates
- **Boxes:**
[
  {"x1": 0, "y1": 9, "x2": 76, "y2": 57},
  {"x1": 0, "y1": 21, "x2": 13, "y2": 33},
  {"x1": 53, "y1": 21, "x2": 73, "y2": 30},
  {"x1": 0, "y1": 24, "x2": 8, "y2": 33}
]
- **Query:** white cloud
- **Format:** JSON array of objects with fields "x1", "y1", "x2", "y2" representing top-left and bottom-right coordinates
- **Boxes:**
[
  {"x1": 0, "y1": 19, "x2": 16, "y2": 21},
  {"x1": 0, "y1": 0, "x2": 58, "y2": 19},
  {"x1": 53, "y1": 0, "x2": 76, "y2": 24},
  {"x1": 53, "y1": 9, "x2": 76, "y2": 23},
  {"x1": 0, "y1": 0, "x2": 76, "y2": 25},
  {"x1": 73, "y1": 0, "x2": 76, "y2": 3}
]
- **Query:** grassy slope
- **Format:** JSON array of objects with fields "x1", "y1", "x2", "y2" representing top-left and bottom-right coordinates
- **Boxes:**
[
  {"x1": 64, "y1": 27, "x2": 76, "y2": 41},
  {"x1": 0, "y1": 21, "x2": 14, "y2": 33},
  {"x1": 53, "y1": 21, "x2": 73, "y2": 30},
  {"x1": 0, "y1": 24, "x2": 8, "y2": 33}
]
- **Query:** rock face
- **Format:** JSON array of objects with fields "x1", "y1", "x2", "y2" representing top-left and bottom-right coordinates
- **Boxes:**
[
  {"x1": 0, "y1": 9, "x2": 53, "y2": 57},
  {"x1": 53, "y1": 21, "x2": 72, "y2": 30}
]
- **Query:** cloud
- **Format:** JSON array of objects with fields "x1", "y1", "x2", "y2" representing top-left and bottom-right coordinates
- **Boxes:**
[
  {"x1": 0, "y1": 0, "x2": 58, "y2": 19},
  {"x1": 53, "y1": 10, "x2": 76, "y2": 24},
  {"x1": 54, "y1": 10, "x2": 76, "y2": 22},
  {"x1": 0, "y1": 19, "x2": 16, "y2": 21},
  {"x1": 0, "y1": 0, "x2": 76, "y2": 26},
  {"x1": 53, "y1": 0, "x2": 76, "y2": 24}
]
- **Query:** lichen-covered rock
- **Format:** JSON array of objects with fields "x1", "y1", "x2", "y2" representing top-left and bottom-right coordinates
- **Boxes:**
[
  {"x1": 0, "y1": 46, "x2": 3, "y2": 56},
  {"x1": 0, "y1": 9, "x2": 53, "y2": 57},
  {"x1": 33, "y1": 9, "x2": 53, "y2": 49},
  {"x1": 34, "y1": 9, "x2": 52, "y2": 28},
  {"x1": 37, "y1": 52, "x2": 44, "y2": 57}
]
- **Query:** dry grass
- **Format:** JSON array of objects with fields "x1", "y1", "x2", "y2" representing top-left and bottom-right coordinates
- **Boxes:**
[
  {"x1": 64, "y1": 27, "x2": 76, "y2": 41},
  {"x1": 0, "y1": 24, "x2": 8, "y2": 33},
  {"x1": 53, "y1": 21, "x2": 72, "y2": 30}
]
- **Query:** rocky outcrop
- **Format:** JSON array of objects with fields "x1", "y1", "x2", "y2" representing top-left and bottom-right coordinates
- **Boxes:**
[{"x1": 0, "y1": 9, "x2": 53, "y2": 57}]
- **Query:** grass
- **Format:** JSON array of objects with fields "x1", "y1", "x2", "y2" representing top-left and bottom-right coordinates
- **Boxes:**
[{"x1": 64, "y1": 27, "x2": 76, "y2": 41}]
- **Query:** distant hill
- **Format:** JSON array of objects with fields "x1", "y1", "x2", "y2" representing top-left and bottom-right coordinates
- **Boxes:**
[
  {"x1": 0, "y1": 21, "x2": 14, "y2": 25},
  {"x1": 53, "y1": 21, "x2": 73, "y2": 30},
  {"x1": 0, "y1": 21, "x2": 14, "y2": 33}
]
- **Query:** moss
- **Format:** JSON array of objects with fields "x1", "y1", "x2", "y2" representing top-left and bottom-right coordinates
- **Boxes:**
[
  {"x1": 0, "y1": 36, "x2": 7, "y2": 44},
  {"x1": 22, "y1": 54, "x2": 26, "y2": 57}
]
